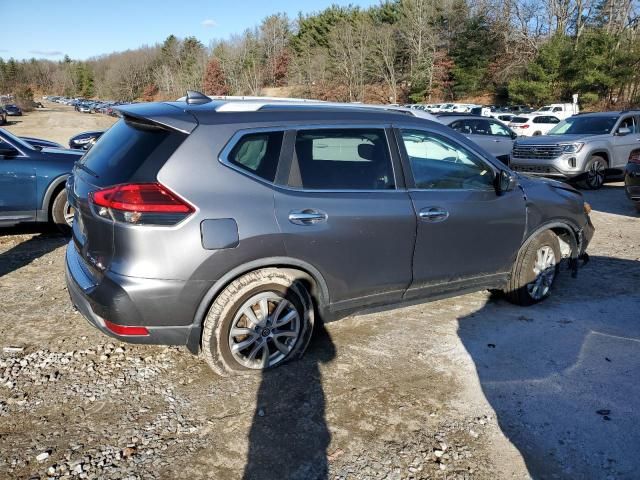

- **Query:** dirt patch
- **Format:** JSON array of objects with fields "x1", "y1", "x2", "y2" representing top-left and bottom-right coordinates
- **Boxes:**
[{"x1": 2, "y1": 101, "x2": 117, "y2": 146}]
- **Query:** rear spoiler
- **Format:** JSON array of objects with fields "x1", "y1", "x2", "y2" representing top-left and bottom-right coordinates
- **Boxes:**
[{"x1": 115, "y1": 102, "x2": 198, "y2": 134}]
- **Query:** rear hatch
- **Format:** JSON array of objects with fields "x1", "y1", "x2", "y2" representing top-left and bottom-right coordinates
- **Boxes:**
[{"x1": 68, "y1": 105, "x2": 196, "y2": 276}]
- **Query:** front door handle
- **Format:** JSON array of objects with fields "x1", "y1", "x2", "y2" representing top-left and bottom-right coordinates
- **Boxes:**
[
  {"x1": 288, "y1": 209, "x2": 328, "y2": 225},
  {"x1": 419, "y1": 207, "x2": 449, "y2": 222}
]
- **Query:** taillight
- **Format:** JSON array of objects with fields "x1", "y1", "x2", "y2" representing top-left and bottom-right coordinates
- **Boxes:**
[
  {"x1": 90, "y1": 182, "x2": 194, "y2": 226},
  {"x1": 104, "y1": 319, "x2": 149, "y2": 336},
  {"x1": 521, "y1": 124, "x2": 530, "y2": 129},
  {"x1": 629, "y1": 149, "x2": 640, "y2": 164}
]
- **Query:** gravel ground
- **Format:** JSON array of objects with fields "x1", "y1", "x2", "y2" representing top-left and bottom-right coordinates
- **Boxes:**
[{"x1": 1, "y1": 107, "x2": 639, "y2": 479}]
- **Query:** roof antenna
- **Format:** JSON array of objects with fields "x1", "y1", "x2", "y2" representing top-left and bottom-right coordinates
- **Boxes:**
[{"x1": 186, "y1": 90, "x2": 212, "y2": 105}]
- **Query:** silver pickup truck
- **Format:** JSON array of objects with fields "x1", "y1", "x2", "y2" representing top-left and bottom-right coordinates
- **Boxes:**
[{"x1": 510, "y1": 111, "x2": 640, "y2": 189}]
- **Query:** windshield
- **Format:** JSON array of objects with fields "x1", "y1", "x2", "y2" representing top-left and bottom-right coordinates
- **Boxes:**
[
  {"x1": 547, "y1": 116, "x2": 619, "y2": 135},
  {"x1": 510, "y1": 117, "x2": 529, "y2": 124},
  {"x1": 537, "y1": 106, "x2": 552, "y2": 112},
  {"x1": 0, "y1": 127, "x2": 36, "y2": 151}
]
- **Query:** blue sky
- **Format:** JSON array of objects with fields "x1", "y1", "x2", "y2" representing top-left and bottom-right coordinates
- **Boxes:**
[{"x1": 1, "y1": 0, "x2": 378, "y2": 61}]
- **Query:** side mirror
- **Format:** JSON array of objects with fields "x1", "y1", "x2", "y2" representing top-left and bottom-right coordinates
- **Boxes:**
[
  {"x1": 510, "y1": 130, "x2": 518, "y2": 140},
  {"x1": 617, "y1": 127, "x2": 631, "y2": 136},
  {"x1": 495, "y1": 169, "x2": 516, "y2": 195},
  {"x1": 0, "y1": 146, "x2": 19, "y2": 158}
]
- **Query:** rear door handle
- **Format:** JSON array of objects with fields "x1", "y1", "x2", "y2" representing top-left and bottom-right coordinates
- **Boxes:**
[
  {"x1": 419, "y1": 207, "x2": 449, "y2": 222},
  {"x1": 288, "y1": 209, "x2": 328, "y2": 225}
]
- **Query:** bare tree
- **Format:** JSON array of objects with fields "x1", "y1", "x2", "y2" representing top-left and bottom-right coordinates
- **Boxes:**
[{"x1": 369, "y1": 24, "x2": 401, "y2": 103}]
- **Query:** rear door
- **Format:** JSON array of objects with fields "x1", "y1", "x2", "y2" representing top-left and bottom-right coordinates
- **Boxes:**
[
  {"x1": 395, "y1": 126, "x2": 526, "y2": 297},
  {"x1": 273, "y1": 126, "x2": 416, "y2": 309}
]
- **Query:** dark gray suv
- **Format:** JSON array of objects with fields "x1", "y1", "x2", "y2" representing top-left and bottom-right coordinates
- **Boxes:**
[{"x1": 65, "y1": 92, "x2": 594, "y2": 375}]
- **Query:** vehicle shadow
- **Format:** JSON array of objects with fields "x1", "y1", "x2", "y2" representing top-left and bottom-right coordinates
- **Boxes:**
[
  {"x1": 242, "y1": 322, "x2": 336, "y2": 480},
  {"x1": 579, "y1": 183, "x2": 638, "y2": 218},
  {"x1": 457, "y1": 255, "x2": 640, "y2": 479},
  {"x1": 0, "y1": 226, "x2": 68, "y2": 278}
]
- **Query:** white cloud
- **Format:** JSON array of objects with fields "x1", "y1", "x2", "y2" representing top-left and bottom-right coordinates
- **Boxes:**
[
  {"x1": 201, "y1": 19, "x2": 217, "y2": 28},
  {"x1": 29, "y1": 50, "x2": 63, "y2": 56}
]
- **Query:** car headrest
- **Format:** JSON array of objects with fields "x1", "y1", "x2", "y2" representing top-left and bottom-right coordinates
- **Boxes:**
[{"x1": 358, "y1": 143, "x2": 376, "y2": 161}]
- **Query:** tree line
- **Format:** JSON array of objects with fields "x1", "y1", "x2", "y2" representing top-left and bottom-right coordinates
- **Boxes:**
[{"x1": 1, "y1": 0, "x2": 639, "y2": 108}]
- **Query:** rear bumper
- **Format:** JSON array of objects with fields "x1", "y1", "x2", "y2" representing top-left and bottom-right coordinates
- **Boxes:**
[{"x1": 65, "y1": 242, "x2": 195, "y2": 346}]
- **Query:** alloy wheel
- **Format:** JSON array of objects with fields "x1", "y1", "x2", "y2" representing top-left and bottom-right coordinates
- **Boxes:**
[
  {"x1": 63, "y1": 201, "x2": 75, "y2": 227},
  {"x1": 587, "y1": 159, "x2": 605, "y2": 189},
  {"x1": 526, "y1": 246, "x2": 557, "y2": 300},
  {"x1": 228, "y1": 292, "x2": 301, "y2": 369}
]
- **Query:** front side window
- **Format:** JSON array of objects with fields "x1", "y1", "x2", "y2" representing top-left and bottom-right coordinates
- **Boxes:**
[
  {"x1": 400, "y1": 129, "x2": 494, "y2": 190},
  {"x1": 488, "y1": 121, "x2": 512, "y2": 137},
  {"x1": 227, "y1": 131, "x2": 284, "y2": 183},
  {"x1": 290, "y1": 129, "x2": 394, "y2": 190},
  {"x1": 449, "y1": 119, "x2": 491, "y2": 136},
  {"x1": 618, "y1": 116, "x2": 637, "y2": 133}
]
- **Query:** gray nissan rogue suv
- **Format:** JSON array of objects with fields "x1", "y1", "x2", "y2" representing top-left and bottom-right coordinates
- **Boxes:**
[{"x1": 65, "y1": 92, "x2": 594, "y2": 375}]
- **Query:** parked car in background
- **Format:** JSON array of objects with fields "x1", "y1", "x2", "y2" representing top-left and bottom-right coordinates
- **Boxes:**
[
  {"x1": 65, "y1": 93, "x2": 593, "y2": 376},
  {"x1": 437, "y1": 114, "x2": 517, "y2": 164},
  {"x1": 532, "y1": 103, "x2": 579, "y2": 120},
  {"x1": 20, "y1": 136, "x2": 65, "y2": 149},
  {"x1": 0, "y1": 107, "x2": 6, "y2": 125},
  {"x1": 510, "y1": 111, "x2": 639, "y2": 189},
  {"x1": 77, "y1": 104, "x2": 93, "y2": 113},
  {"x1": 505, "y1": 105, "x2": 534, "y2": 115},
  {"x1": 0, "y1": 128, "x2": 83, "y2": 230},
  {"x1": 624, "y1": 148, "x2": 640, "y2": 210},
  {"x1": 69, "y1": 130, "x2": 104, "y2": 150},
  {"x1": 509, "y1": 115, "x2": 561, "y2": 137},
  {"x1": 4, "y1": 104, "x2": 22, "y2": 116},
  {"x1": 492, "y1": 113, "x2": 515, "y2": 123}
]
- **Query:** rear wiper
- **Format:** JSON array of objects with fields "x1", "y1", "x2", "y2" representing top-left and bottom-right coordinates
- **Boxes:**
[{"x1": 74, "y1": 160, "x2": 99, "y2": 177}]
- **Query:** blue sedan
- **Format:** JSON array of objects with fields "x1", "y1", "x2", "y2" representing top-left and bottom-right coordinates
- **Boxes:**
[{"x1": 0, "y1": 128, "x2": 83, "y2": 231}]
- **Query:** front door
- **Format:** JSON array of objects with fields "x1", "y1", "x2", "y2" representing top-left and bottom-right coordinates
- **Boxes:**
[
  {"x1": 0, "y1": 138, "x2": 36, "y2": 221},
  {"x1": 395, "y1": 127, "x2": 526, "y2": 297},
  {"x1": 612, "y1": 115, "x2": 640, "y2": 169},
  {"x1": 274, "y1": 126, "x2": 416, "y2": 309}
]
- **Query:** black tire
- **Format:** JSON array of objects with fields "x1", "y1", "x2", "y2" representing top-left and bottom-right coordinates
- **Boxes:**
[
  {"x1": 51, "y1": 189, "x2": 73, "y2": 234},
  {"x1": 533, "y1": 131, "x2": 542, "y2": 136},
  {"x1": 578, "y1": 155, "x2": 607, "y2": 190},
  {"x1": 201, "y1": 268, "x2": 315, "y2": 376},
  {"x1": 503, "y1": 230, "x2": 561, "y2": 306}
]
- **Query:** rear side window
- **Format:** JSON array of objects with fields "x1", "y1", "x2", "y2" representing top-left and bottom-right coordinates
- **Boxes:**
[
  {"x1": 78, "y1": 118, "x2": 186, "y2": 187},
  {"x1": 290, "y1": 129, "x2": 395, "y2": 190},
  {"x1": 227, "y1": 131, "x2": 284, "y2": 182}
]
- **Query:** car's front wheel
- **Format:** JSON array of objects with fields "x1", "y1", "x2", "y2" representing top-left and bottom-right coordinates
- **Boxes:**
[
  {"x1": 579, "y1": 155, "x2": 607, "y2": 190},
  {"x1": 201, "y1": 268, "x2": 315, "y2": 376},
  {"x1": 503, "y1": 230, "x2": 561, "y2": 306}
]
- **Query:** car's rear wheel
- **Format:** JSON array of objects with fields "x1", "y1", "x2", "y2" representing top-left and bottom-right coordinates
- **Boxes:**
[
  {"x1": 579, "y1": 155, "x2": 607, "y2": 190},
  {"x1": 503, "y1": 230, "x2": 561, "y2": 306},
  {"x1": 51, "y1": 189, "x2": 74, "y2": 233},
  {"x1": 201, "y1": 268, "x2": 315, "y2": 376}
]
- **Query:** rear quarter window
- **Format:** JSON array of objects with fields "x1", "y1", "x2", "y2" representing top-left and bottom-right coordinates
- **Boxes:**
[
  {"x1": 78, "y1": 118, "x2": 186, "y2": 187},
  {"x1": 226, "y1": 131, "x2": 284, "y2": 183}
]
